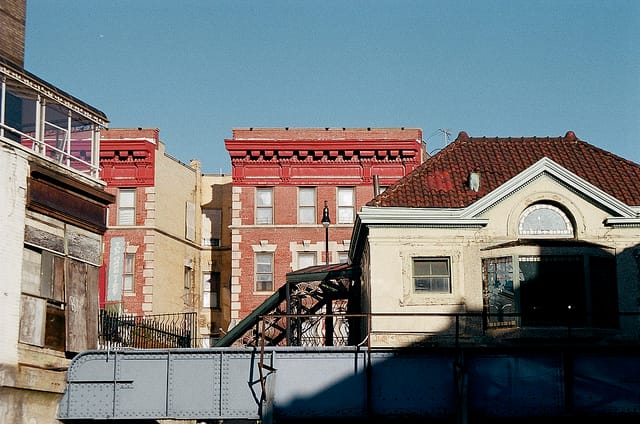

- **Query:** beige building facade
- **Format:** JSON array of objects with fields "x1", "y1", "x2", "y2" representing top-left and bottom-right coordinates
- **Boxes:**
[
  {"x1": 351, "y1": 132, "x2": 640, "y2": 348},
  {"x1": 101, "y1": 129, "x2": 233, "y2": 346}
]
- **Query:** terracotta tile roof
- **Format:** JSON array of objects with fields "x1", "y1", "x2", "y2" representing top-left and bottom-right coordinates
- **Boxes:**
[{"x1": 368, "y1": 131, "x2": 640, "y2": 208}]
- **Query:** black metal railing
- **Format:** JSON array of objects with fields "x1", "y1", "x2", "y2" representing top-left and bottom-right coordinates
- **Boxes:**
[
  {"x1": 98, "y1": 310, "x2": 198, "y2": 349},
  {"x1": 244, "y1": 311, "x2": 640, "y2": 349}
]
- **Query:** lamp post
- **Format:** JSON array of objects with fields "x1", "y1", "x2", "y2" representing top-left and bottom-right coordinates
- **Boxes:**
[
  {"x1": 321, "y1": 200, "x2": 333, "y2": 345},
  {"x1": 321, "y1": 200, "x2": 330, "y2": 265}
]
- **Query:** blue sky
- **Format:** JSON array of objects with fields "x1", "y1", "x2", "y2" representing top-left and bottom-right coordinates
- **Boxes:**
[{"x1": 25, "y1": 0, "x2": 639, "y2": 174}]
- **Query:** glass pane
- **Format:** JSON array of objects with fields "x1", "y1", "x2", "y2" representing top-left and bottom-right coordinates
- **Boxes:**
[
  {"x1": 430, "y1": 261, "x2": 449, "y2": 275},
  {"x1": 119, "y1": 190, "x2": 135, "y2": 207},
  {"x1": 338, "y1": 207, "x2": 354, "y2": 224},
  {"x1": 256, "y1": 208, "x2": 272, "y2": 224},
  {"x1": 123, "y1": 275, "x2": 133, "y2": 291},
  {"x1": 256, "y1": 253, "x2": 271, "y2": 265},
  {"x1": 257, "y1": 263, "x2": 272, "y2": 273},
  {"x1": 299, "y1": 188, "x2": 315, "y2": 206},
  {"x1": 299, "y1": 207, "x2": 315, "y2": 224},
  {"x1": 124, "y1": 254, "x2": 134, "y2": 273},
  {"x1": 256, "y1": 281, "x2": 272, "y2": 291},
  {"x1": 256, "y1": 189, "x2": 272, "y2": 206},
  {"x1": 298, "y1": 253, "x2": 316, "y2": 270},
  {"x1": 118, "y1": 208, "x2": 135, "y2": 225},
  {"x1": 338, "y1": 188, "x2": 354, "y2": 206}
]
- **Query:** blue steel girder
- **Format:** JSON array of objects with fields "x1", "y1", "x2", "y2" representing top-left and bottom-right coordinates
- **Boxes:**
[{"x1": 58, "y1": 346, "x2": 640, "y2": 422}]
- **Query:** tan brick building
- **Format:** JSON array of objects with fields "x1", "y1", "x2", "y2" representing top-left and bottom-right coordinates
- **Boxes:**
[{"x1": 100, "y1": 128, "x2": 233, "y2": 346}]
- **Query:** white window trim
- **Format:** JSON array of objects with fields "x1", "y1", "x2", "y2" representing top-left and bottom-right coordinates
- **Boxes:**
[
  {"x1": 400, "y1": 252, "x2": 460, "y2": 306},
  {"x1": 256, "y1": 187, "x2": 274, "y2": 225}
]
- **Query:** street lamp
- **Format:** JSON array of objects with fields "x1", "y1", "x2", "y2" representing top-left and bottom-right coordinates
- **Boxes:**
[
  {"x1": 321, "y1": 200, "x2": 330, "y2": 265},
  {"x1": 321, "y1": 200, "x2": 333, "y2": 346}
]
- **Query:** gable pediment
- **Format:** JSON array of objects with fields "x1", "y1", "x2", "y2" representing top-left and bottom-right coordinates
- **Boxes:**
[
  {"x1": 357, "y1": 158, "x2": 640, "y2": 230},
  {"x1": 462, "y1": 157, "x2": 639, "y2": 225}
]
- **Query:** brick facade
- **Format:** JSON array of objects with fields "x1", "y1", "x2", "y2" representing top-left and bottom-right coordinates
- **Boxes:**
[
  {"x1": 225, "y1": 128, "x2": 425, "y2": 322},
  {"x1": 0, "y1": 0, "x2": 26, "y2": 67}
]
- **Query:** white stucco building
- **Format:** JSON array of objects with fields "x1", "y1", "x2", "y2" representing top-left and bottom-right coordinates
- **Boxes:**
[{"x1": 350, "y1": 131, "x2": 640, "y2": 347}]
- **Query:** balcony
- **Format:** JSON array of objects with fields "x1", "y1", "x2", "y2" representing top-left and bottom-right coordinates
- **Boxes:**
[{"x1": 0, "y1": 57, "x2": 108, "y2": 181}]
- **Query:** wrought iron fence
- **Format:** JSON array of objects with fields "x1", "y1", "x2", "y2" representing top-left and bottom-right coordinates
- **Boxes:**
[{"x1": 98, "y1": 310, "x2": 198, "y2": 349}]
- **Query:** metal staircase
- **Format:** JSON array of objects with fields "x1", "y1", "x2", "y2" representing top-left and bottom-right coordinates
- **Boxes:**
[{"x1": 214, "y1": 262, "x2": 358, "y2": 347}]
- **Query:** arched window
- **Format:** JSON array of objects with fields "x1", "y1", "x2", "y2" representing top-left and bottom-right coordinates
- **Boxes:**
[{"x1": 518, "y1": 204, "x2": 573, "y2": 237}]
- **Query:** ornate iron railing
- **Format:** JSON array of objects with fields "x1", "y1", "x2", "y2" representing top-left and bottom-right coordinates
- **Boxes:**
[{"x1": 98, "y1": 310, "x2": 198, "y2": 349}]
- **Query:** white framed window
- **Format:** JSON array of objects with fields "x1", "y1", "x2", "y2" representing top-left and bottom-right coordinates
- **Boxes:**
[
  {"x1": 117, "y1": 188, "x2": 136, "y2": 225},
  {"x1": 413, "y1": 257, "x2": 451, "y2": 293},
  {"x1": 298, "y1": 187, "x2": 316, "y2": 224},
  {"x1": 337, "y1": 187, "x2": 355, "y2": 224},
  {"x1": 203, "y1": 272, "x2": 220, "y2": 309},
  {"x1": 297, "y1": 252, "x2": 317, "y2": 270},
  {"x1": 519, "y1": 203, "x2": 574, "y2": 237},
  {"x1": 255, "y1": 252, "x2": 274, "y2": 292},
  {"x1": 123, "y1": 253, "x2": 135, "y2": 291},
  {"x1": 256, "y1": 188, "x2": 273, "y2": 225}
]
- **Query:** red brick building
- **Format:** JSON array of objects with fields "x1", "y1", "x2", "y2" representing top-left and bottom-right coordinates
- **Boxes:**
[{"x1": 224, "y1": 127, "x2": 425, "y2": 323}]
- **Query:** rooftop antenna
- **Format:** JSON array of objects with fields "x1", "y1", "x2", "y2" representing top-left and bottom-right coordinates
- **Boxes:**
[{"x1": 438, "y1": 128, "x2": 451, "y2": 145}]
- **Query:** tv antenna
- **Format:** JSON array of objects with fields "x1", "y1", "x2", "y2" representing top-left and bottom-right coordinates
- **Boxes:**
[{"x1": 438, "y1": 128, "x2": 451, "y2": 145}]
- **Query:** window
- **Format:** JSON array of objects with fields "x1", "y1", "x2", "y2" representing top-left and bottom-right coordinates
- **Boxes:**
[
  {"x1": 256, "y1": 188, "x2": 273, "y2": 224},
  {"x1": 203, "y1": 272, "x2": 220, "y2": 309},
  {"x1": 483, "y1": 257, "x2": 516, "y2": 326},
  {"x1": 184, "y1": 266, "x2": 192, "y2": 289},
  {"x1": 185, "y1": 201, "x2": 196, "y2": 241},
  {"x1": 123, "y1": 253, "x2": 135, "y2": 291},
  {"x1": 412, "y1": 258, "x2": 451, "y2": 293},
  {"x1": 338, "y1": 251, "x2": 349, "y2": 264},
  {"x1": 117, "y1": 188, "x2": 136, "y2": 225},
  {"x1": 202, "y1": 208, "x2": 222, "y2": 246},
  {"x1": 519, "y1": 203, "x2": 573, "y2": 237},
  {"x1": 482, "y1": 254, "x2": 618, "y2": 329},
  {"x1": 337, "y1": 187, "x2": 355, "y2": 224},
  {"x1": 20, "y1": 247, "x2": 98, "y2": 353},
  {"x1": 255, "y1": 253, "x2": 274, "y2": 292},
  {"x1": 297, "y1": 252, "x2": 316, "y2": 270},
  {"x1": 298, "y1": 187, "x2": 316, "y2": 224}
]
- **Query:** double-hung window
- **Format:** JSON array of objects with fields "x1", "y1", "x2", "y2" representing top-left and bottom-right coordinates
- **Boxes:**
[
  {"x1": 298, "y1": 187, "x2": 316, "y2": 224},
  {"x1": 255, "y1": 253, "x2": 274, "y2": 292},
  {"x1": 337, "y1": 187, "x2": 355, "y2": 224},
  {"x1": 256, "y1": 188, "x2": 273, "y2": 225},
  {"x1": 123, "y1": 253, "x2": 135, "y2": 292},
  {"x1": 203, "y1": 272, "x2": 220, "y2": 309},
  {"x1": 117, "y1": 188, "x2": 136, "y2": 225},
  {"x1": 413, "y1": 257, "x2": 451, "y2": 293}
]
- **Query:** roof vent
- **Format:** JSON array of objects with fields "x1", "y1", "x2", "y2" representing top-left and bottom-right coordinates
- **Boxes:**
[{"x1": 468, "y1": 172, "x2": 480, "y2": 192}]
